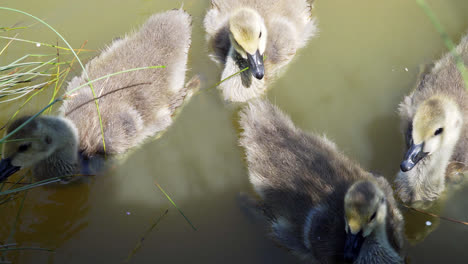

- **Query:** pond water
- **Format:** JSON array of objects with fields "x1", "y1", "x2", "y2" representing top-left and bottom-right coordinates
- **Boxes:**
[{"x1": 0, "y1": 0, "x2": 467, "y2": 263}]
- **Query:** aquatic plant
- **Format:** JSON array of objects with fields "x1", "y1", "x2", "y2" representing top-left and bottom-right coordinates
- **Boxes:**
[{"x1": 416, "y1": 0, "x2": 468, "y2": 90}]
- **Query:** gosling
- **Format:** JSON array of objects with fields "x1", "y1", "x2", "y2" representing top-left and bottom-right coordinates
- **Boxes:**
[
  {"x1": 239, "y1": 100, "x2": 405, "y2": 264},
  {"x1": 395, "y1": 34, "x2": 468, "y2": 205},
  {"x1": 0, "y1": 9, "x2": 198, "y2": 182},
  {"x1": 204, "y1": 0, "x2": 317, "y2": 102}
]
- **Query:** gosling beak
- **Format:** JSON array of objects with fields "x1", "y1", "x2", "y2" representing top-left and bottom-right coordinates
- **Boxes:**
[
  {"x1": 344, "y1": 230, "x2": 364, "y2": 263},
  {"x1": 0, "y1": 158, "x2": 21, "y2": 182},
  {"x1": 400, "y1": 142, "x2": 428, "y2": 172},
  {"x1": 247, "y1": 50, "x2": 264, "y2": 80}
]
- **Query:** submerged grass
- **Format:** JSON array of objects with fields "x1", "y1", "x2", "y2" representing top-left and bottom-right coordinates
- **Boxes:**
[
  {"x1": 402, "y1": 204, "x2": 468, "y2": 226},
  {"x1": 1, "y1": 174, "x2": 31, "y2": 261},
  {"x1": 123, "y1": 209, "x2": 169, "y2": 263},
  {"x1": 154, "y1": 181, "x2": 197, "y2": 231},
  {"x1": 0, "y1": 247, "x2": 54, "y2": 252}
]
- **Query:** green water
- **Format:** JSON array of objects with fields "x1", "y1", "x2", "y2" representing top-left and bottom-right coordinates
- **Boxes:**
[{"x1": 0, "y1": 0, "x2": 467, "y2": 263}]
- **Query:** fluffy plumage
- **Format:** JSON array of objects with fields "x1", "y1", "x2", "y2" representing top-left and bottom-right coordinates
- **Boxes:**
[
  {"x1": 239, "y1": 100, "x2": 404, "y2": 263},
  {"x1": 204, "y1": 0, "x2": 317, "y2": 102},
  {"x1": 0, "y1": 9, "x2": 198, "y2": 181},
  {"x1": 395, "y1": 33, "x2": 468, "y2": 205}
]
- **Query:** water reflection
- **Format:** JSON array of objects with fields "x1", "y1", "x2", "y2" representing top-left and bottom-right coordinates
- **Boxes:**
[
  {"x1": 0, "y1": 178, "x2": 90, "y2": 263},
  {"x1": 402, "y1": 202, "x2": 442, "y2": 244}
]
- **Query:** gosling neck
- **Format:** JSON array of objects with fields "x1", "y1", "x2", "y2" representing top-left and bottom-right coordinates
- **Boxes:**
[
  {"x1": 220, "y1": 46, "x2": 266, "y2": 101},
  {"x1": 31, "y1": 117, "x2": 80, "y2": 181},
  {"x1": 370, "y1": 218, "x2": 391, "y2": 247},
  {"x1": 415, "y1": 97, "x2": 465, "y2": 189},
  {"x1": 407, "y1": 132, "x2": 460, "y2": 202},
  {"x1": 31, "y1": 146, "x2": 79, "y2": 181},
  {"x1": 356, "y1": 216, "x2": 401, "y2": 264},
  {"x1": 228, "y1": 46, "x2": 253, "y2": 87}
]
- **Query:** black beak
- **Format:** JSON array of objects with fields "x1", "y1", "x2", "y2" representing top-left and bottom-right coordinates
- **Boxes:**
[
  {"x1": 247, "y1": 50, "x2": 264, "y2": 80},
  {"x1": 0, "y1": 158, "x2": 21, "y2": 182},
  {"x1": 400, "y1": 142, "x2": 428, "y2": 172},
  {"x1": 344, "y1": 230, "x2": 365, "y2": 263}
]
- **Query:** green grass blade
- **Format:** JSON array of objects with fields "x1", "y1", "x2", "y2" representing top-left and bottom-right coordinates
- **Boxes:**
[
  {"x1": 1, "y1": 175, "x2": 31, "y2": 259},
  {"x1": 0, "y1": 8, "x2": 87, "y2": 79},
  {"x1": 1, "y1": 138, "x2": 39, "y2": 143},
  {"x1": 0, "y1": 65, "x2": 164, "y2": 142},
  {"x1": 214, "y1": 66, "x2": 249, "y2": 87},
  {"x1": 0, "y1": 177, "x2": 62, "y2": 196},
  {"x1": 0, "y1": 33, "x2": 17, "y2": 56},
  {"x1": 0, "y1": 80, "x2": 57, "y2": 104},
  {"x1": 0, "y1": 99, "x2": 61, "y2": 144},
  {"x1": 64, "y1": 66, "x2": 165, "y2": 95},
  {"x1": 123, "y1": 209, "x2": 169, "y2": 263},
  {"x1": 0, "y1": 247, "x2": 54, "y2": 252},
  {"x1": 154, "y1": 181, "x2": 197, "y2": 231},
  {"x1": 0, "y1": 7, "x2": 107, "y2": 155},
  {"x1": 0, "y1": 57, "x2": 56, "y2": 88},
  {"x1": 0, "y1": 26, "x2": 27, "y2": 32},
  {"x1": 0, "y1": 36, "x2": 92, "y2": 52},
  {"x1": 195, "y1": 66, "x2": 249, "y2": 98},
  {"x1": 416, "y1": 0, "x2": 468, "y2": 90},
  {"x1": 2, "y1": 171, "x2": 28, "y2": 191}
]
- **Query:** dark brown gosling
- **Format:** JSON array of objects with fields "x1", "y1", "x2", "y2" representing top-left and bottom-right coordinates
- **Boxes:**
[{"x1": 239, "y1": 100, "x2": 405, "y2": 264}]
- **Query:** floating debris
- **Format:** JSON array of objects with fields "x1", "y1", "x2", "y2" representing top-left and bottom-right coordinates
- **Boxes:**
[{"x1": 425, "y1": 221, "x2": 432, "y2": 226}]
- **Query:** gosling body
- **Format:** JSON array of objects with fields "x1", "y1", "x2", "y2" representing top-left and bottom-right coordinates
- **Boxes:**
[
  {"x1": 204, "y1": 0, "x2": 317, "y2": 102},
  {"x1": 239, "y1": 100, "x2": 404, "y2": 263},
  {"x1": 0, "y1": 9, "x2": 197, "y2": 181},
  {"x1": 396, "y1": 34, "x2": 468, "y2": 205}
]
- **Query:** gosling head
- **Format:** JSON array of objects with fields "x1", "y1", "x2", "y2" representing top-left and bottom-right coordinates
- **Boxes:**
[
  {"x1": 344, "y1": 181, "x2": 387, "y2": 263},
  {"x1": 229, "y1": 8, "x2": 267, "y2": 80},
  {"x1": 400, "y1": 96, "x2": 463, "y2": 172},
  {"x1": 0, "y1": 116, "x2": 78, "y2": 182}
]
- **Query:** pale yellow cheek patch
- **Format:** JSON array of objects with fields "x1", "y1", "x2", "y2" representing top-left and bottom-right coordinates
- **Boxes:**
[
  {"x1": 232, "y1": 30, "x2": 258, "y2": 54},
  {"x1": 229, "y1": 9, "x2": 261, "y2": 55},
  {"x1": 413, "y1": 97, "x2": 446, "y2": 143},
  {"x1": 347, "y1": 218, "x2": 362, "y2": 234}
]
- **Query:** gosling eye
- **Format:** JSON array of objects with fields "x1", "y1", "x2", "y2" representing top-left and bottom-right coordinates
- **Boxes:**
[
  {"x1": 259, "y1": 31, "x2": 262, "y2": 38},
  {"x1": 405, "y1": 123, "x2": 413, "y2": 148},
  {"x1": 18, "y1": 143, "x2": 31, "y2": 153},
  {"x1": 434, "y1": 128, "x2": 443, "y2": 136},
  {"x1": 369, "y1": 212, "x2": 377, "y2": 222}
]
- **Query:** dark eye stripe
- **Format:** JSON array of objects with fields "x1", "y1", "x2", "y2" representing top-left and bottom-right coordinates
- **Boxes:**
[
  {"x1": 259, "y1": 31, "x2": 262, "y2": 38},
  {"x1": 434, "y1": 128, "x2": 443, "y2": 136},
  {"x1": 18, "y1": 143, "x2": 31, "y2": 153},
  {"x1": 369, "y1": 212, "x2": 377, "y2": 222},
  {"x1": 405, "y1": 123, "x2": 413, "y2": 148}
]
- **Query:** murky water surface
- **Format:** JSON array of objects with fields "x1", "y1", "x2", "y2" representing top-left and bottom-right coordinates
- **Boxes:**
[{"x1": 1, "y1": 0, "x2": 467, "y2": 263}]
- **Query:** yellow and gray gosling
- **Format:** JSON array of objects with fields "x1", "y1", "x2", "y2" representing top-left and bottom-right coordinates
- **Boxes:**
[
  {"x1": 204, "y1": 0, "x2": 317, "y2": 102},
  {"x1": 239, "y1": 100, "x2": 404, "y2": 264},
  {"x1": 395, "y1": 34, "x2": 468, "y2": 206},
  {"x1": 0, "y1": 9, "x2": 199, "y2": 182}
]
